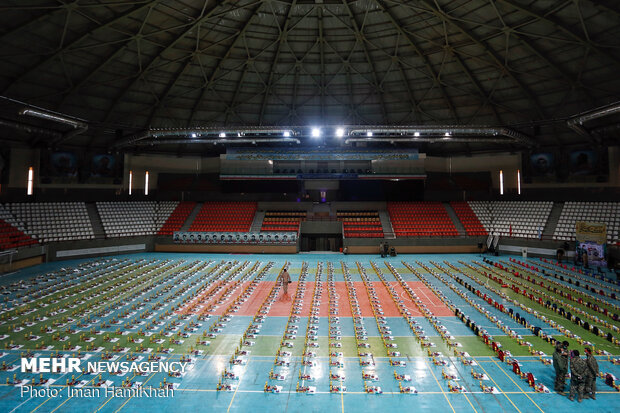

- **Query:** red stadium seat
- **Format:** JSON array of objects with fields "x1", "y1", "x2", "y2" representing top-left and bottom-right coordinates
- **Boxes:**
[
  {"x1": 387, "y1": 202, "x2": 458, "y2": 238},
  {"x1": 188, "y1": 202, "x2": 257, "y2": 232}
]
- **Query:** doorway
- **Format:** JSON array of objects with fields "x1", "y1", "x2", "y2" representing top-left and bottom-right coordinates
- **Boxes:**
[{"x1": 300, "y1": 235, "x2": 342, "y2": 252}]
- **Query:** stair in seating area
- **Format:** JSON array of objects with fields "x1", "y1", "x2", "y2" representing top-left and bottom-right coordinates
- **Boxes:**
[
  {"x1": 85, "y1": 202, "x2": 105, "y2": 240},
  {"x1": 444, "y1": 202, "x2": 466, "y2": 236},
  {"x1": 450, "y1": 201, "x2": 487, "y2": 236},
  {"x1": 250, "y1": 211, "x2": 265, "y2": 232},
  {"x1": 158, "y1": 201, "x2": 196, "y2": 235},
  {"x1": 180, "y1": 202, "x2": 203, "y2": 231},
  {"x1": 543, "y1": 201, "x2": 564, "y2": 238},
  {"x1": 378, "y1": 210, "x2": 395, "y2": 238}
]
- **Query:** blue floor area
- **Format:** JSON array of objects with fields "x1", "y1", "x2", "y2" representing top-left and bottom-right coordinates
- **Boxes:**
[
  {"x1": 2, "y1": 351, "x2": 619, "y2": 413},
  {"x1": 0, "y1": 252, "x2": 618, "y2": 413}
]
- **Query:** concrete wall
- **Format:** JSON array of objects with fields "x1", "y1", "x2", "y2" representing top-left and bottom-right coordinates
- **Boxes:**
[
  {"x1": 425, "y1": 153, "x2": 520, "y2": 189},
  {"x1": 425, "y1": 146, "x2": 620, "y2": 191},
  {"x1": 347, "y1": 245, "x2": 480, "y2": 254},
  {"x1": 46, "y1": 237, "x2": 156, "y2": 261},
  {"x1": 6, "y1": 149, "x2": 221, "y2": 191},
  {"x1": 155, "y1": 244, "x2": 297, "y2": 254},
  {"x1": 301, "y1": 221, "x2": 342, "y2": 234},
  {"x1": 124, "y1": 154, "x2": 219, "y2": 194}
]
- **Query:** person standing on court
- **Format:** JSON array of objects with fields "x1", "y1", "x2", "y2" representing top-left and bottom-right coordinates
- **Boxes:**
[
  {"x1": 279, "y1": 265, "x2": 291, "y2": 295},
  {"x1": 568, "y1": 349, "x2": 587, "y2": 402},
  {"x1": 553, "y1": 341, "x2": 569, "y2": 393},
  {"x1": 584, "y1": 347, "x2": 599, "y2": 399}
]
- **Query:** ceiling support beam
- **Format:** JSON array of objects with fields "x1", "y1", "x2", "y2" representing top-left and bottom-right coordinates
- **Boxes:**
[
  {"x1": 186, "y1": 3, "x2": 265, "y2": 127},
  {"x1": 373, "y1": 0, "x2": 459, "y2": 122},
  {"x1": 259, "y1": 0, "x2": 297, "y2": 125},
  {"x1": 451, "y1": 53, "x2": 502, "y2": 124},
  {"x1": 318, "y1": 6, "x2": 326, "y2": 120},
  {"x1": 2, "y1": 1, "x2": 156, "y2": 95},
  {"x1": 417, "y1": 0, "x2": 546, "y2": 119},
  {"x1": 340, "y1": 0, "x2": 388, "y2": 123},
  {"x1": 102, "y1": 0, "x2": 233, "y2": 123},
  {"x1": 497, "y1": 0, "x2": 620, "y2": 69}
]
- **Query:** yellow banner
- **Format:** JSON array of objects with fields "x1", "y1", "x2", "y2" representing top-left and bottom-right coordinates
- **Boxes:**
[{"x1": 575, "y1": 221, "x2": 607, "y2": 243}]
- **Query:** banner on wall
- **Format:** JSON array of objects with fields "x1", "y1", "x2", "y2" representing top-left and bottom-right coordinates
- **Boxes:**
[
  {"x1": 569, "y1": 150, "x2": 597, "y2": 176},
  {"x1": 529, "y1": 152, "x2": 555, "y2": 177},
  {"x1": 90, "y1": 154, "x2": 117, "y2": 177},
  {"x1": 49, "y1": 151, "x2": 79, "y2": 177},
  {"x1": 575, "y1": 221, "x2": 607, "y2": 244},
  {"x1": 576, "y1": 241, "x2": 607, "y2": 268}
]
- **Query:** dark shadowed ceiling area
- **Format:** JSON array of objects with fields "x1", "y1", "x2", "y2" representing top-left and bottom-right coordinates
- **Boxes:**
[{"x1": 1, "y1": 0, "x2": 619, "y2": 155}]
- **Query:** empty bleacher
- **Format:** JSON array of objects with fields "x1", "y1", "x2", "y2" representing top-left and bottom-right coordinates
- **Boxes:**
[
  {"x1": 0, "y1": 205, "x2": 38, "y2": 250},
  {"x1": 8, "y1": 202, "x2": 94, "y2": 243},
  {"x1": 97, "y1": 201, "x2": 177, "y2": 237},
  {"x1": 553, "y1": 202, "x2": 620, "y2": 244},
  {"x1": 260, "y1": 211, "x2": 305, "y2": 232},
  {"x1": 450, "y1": 201, "x2": 487, "y2": 236},
  {"x1": 157, "y1": 201, "x2": 196, "y2": 235},
  {"x1": 387, "y1": 202, "x2": 458, "y2": 237},
  {"x1": 188, "y1": 202, "x2": 257, "y2": 232},
  {"x1": 469, "y1": 201, "x2": 553, "y2": 239},
  {"x1": 337, "y1": 210, "x2": 384, "y2": 238}
]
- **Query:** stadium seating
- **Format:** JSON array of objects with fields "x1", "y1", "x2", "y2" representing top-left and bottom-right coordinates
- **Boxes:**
[
  {"x1": 157, "y1": 201, "x2": 196, "y2": 235},
  {"x1": 387, "y1": 202, "x2": 458, "y2": 237},
  {"x1": 468, "y1": 201, "x2": 552, "y2": 239},
  {"x1": 450, "y1": 201, "x2": 487, "y2": 236},
  {"x1": 553, "y1": 202, "x2": 620, "y2": 244},
  {"x1": 98, "y1": 201, "x2": 177, "y2": 237},
  {"x1": 188, "y1": 202, "x2": 257, "y2": 232},
  {"x1": 8, "y1": 202, "x2": 94, "y2": 243},
  {"x1": 337, "y1": 210, "x2": 384, "y2": 238},
  {"x1": 261, "y1": 211, "x2": 306, "y2": 232},
  {"x1": 0, "y1": 205, "x2": 38, "y2": 250}
]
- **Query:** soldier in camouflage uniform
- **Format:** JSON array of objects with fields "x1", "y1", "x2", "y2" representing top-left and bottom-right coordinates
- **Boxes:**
[
  {"x1": 553, "y1": 341, "x2": 569, "y2": 393},
  {"x1": 584, "y1": 347, "x2": 599, "y2": 399},
  {"x1": 569, "y1": 349, "x2": 587, "y2": 402}
]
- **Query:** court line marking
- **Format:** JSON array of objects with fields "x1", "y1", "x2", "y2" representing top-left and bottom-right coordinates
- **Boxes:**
[
  {"x1": 30, "y1": 369, "x2": 87, "y2": 413},
  {"x1": 226, "y1": 356, "x2": 250, "y2": 413},
  {"x1": 51, "y1": 371, "x2": 97, "y2": 413},
  {"x1": 113, "y1": 372, "x2": 156, "y2": 413},
  {"x1": 423, "y1": 358, "x2": 456, "y2": 413},
  {"x1": 94, "y1": 354, "x2": 130, "y2": 412},
  {"x1": 475, "y1": 359, "x2": 522, "y2": 413},
  {"x1": 491, "y1": 359, "x2": 545, "y2": 413}
]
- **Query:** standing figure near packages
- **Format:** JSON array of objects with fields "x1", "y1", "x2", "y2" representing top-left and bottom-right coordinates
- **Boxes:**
[
  {"x1": 584, "y1": 347, "x2": 599, "y2": 399},
  {"x1": 279, "y1": 266, "x2": 291, "y2": 295},
  {"x1": 553, "y1": 341, "x2": 569, "y2": 393},
  {"x1": 569, "y1": 349, "x2": 587, "y2": 402}
]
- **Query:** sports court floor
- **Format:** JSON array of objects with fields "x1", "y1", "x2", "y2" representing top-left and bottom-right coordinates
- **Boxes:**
[{"x1": 0, "y1": 252, "x2": 618, "y2": 413}]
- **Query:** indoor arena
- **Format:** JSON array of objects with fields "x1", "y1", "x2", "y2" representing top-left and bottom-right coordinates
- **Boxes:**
[{"x1": 0, "y1": 1, "x2": 619, "y2": 412}]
